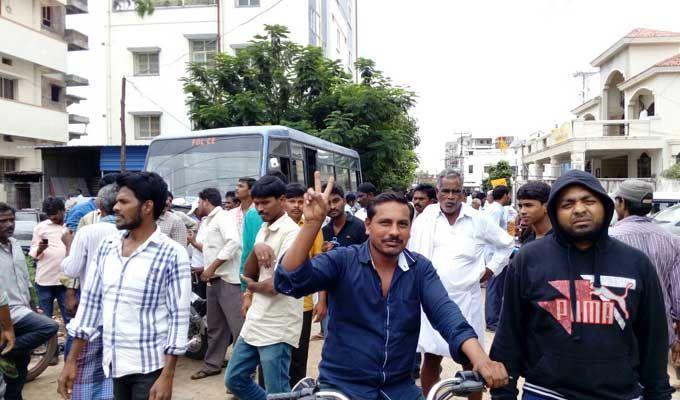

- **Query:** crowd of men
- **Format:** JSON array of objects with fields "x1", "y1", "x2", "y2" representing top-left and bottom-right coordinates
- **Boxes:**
[{"x1": 0, "y1": 166, "x2": 675, "y2": 400}]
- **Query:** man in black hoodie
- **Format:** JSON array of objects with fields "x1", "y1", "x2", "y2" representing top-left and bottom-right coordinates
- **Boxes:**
[{"x1": 490, "y1": 170, "x2": 672, "y2": 400}]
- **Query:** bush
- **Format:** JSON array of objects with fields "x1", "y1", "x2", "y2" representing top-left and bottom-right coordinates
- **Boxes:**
[{"x1": 661, "y1": 163, "x2": 680, "y2": 180}]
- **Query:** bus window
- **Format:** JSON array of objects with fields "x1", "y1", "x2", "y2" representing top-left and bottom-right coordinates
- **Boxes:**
[
  {"x1": 291, "y1": 159, "x2": 305, "y2": 185},
  {"x1": 350, "y1": 170, "x2": 359, "y2": 191},
  {"x1": 291, "y1": 142, "x2": 304, "y2": 159},
  {"x1": 336, "y1": 167, "x2": 350, "y2": 192},
  {"x1": 268, "y1": 139, "x2": 290, "y2": 156},
  {"x1": 319, "y1": 164, "x2": 335, "y2": 184}
]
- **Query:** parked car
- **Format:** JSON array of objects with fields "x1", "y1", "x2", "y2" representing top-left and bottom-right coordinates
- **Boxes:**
[
  {"x1": 14, "y1": 209, "x2": 40, "y2": 254},
  {"x1": 652, "y1": 203, "x2": 680, "y2": 236}
]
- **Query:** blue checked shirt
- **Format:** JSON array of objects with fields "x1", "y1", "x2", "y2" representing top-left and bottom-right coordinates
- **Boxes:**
[{"x1": 70, "y1": 227, "x2": 192, "y2": 378}]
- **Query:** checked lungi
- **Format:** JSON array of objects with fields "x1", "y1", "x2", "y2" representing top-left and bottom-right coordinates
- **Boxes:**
[{"x1": 72, "y1": 331, "x2": 113, "y2": 400}]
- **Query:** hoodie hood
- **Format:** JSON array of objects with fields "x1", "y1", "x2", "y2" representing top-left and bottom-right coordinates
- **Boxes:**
[{"x1": 546, "y1": 169, "x2": 614, "y2": 247}]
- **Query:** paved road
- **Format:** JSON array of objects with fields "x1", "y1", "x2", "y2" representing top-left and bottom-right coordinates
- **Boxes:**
[{"x1": 23, "y1": 311, "x2": 680, "y2": 399}]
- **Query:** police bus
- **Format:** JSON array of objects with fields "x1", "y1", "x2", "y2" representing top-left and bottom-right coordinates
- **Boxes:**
[{"x1": 144, "y1": 125, "x2": 362, "y2": 199}]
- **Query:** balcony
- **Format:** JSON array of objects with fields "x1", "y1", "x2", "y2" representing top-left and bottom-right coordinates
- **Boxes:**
[
  {"x1": 0, "y1": 99, "x2": 68, "y2": 142},
  {"x1": 68, "y1": 114, "x2": 90, "y2": 124},
  {"x1": 0, "y1": 16, "x2": 67, "y2": 72},
  {"x1": 65, "y1": 29, "x2": 89, "y2": 51},
  {"x1": 66, "y1": 0, "x2": 88, "y2": 14},
  {"x1": 69, "y1": 131, "x2": 88, "y2": 140},
  {"x1": 65, "y1": 74, "x2": 89, "y2": 87},
  {"x1": 66, "y1": 93, "x2": 86, "y2": 106}
]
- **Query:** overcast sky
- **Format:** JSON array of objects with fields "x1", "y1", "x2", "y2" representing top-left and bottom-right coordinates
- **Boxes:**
[{"x1": 357, "y1": 0, "x2": 680, "y2": 173}]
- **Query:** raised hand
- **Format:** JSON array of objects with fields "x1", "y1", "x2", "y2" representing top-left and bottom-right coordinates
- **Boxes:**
[{"x1": 303, "y1": 171, "x2": 334, "y2": 224}]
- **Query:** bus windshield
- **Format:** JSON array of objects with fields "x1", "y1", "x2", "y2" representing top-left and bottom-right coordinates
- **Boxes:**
[{"x1": 146, "y1": 135, "x2": 263, "y2": 198}]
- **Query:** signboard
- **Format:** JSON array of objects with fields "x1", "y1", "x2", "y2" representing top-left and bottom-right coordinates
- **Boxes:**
[{"x1": 491, "y1": 178, "x2": 508, "y2": 188}]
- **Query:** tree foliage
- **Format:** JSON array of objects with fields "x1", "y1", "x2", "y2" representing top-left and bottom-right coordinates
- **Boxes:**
[
  {"x1": 662, "y1": 163, "x2": 680, "y2": 180},
  {"x1": 112, "y1": 0, "x2": 154, "y2": 17},
  {"x1": 482, "y1": 160, "x2": 514, "y2": 192},
  {"x1": 183, "y1": 25, "x2": 419, "y2": 191}
]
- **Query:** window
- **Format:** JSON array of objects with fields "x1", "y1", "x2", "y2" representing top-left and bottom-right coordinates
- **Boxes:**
[
  {"x1": 637, "y1": 152, "x2": 651, "y2": 178},
  {"x1": 0, "y1": 78, "x2": 15, "y2": 100},
  {"x1": 0, "y1": 158, "x2": 16, "y2": 182},
  {"x1": 236, "y1": 0, "x2": 260, "y2": 6},
  {"x1": 190, "y1": 39, "x2": 217, "y2": 65},
  {"x1": 468, "y1": 165, "x2": 473, "y2": 174},
  {"x1": 134, "y1": 115, "x2": 161, "y2": 139},
  {"x1": 133, "y1": 52, "x2": 160, "y2": 76},
  {"x1": 42, "y1": 7, "x2": 52, "y2": 28},
  {"x1": 484, "y1": 165, "x2": 491, "y2": 173},
  {"x1": 336, "y1": 28, "x2": 342, "y2": 52},
  {"x1": 1, "y1": 58, "x2": 12, "y2": 66},
  {"x1": 50, "y1": 85, "x2": 62, "y2": 102}
]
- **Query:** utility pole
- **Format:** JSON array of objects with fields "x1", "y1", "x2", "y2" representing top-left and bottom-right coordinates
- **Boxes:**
[
  {"x1": 120, "y1": 77, "x2": 126, "y2": 172},
  {"x1": 573, "y1": 71, "x2": 597, "y2": 104},
  {"x1": 216, "y1": 0, "x2": 221, "y2": 52}
]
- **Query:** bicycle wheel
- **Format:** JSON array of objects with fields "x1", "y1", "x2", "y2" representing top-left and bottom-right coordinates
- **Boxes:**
[{"x1": 26, "y1": 334, "x2": 58, "y2": 382}]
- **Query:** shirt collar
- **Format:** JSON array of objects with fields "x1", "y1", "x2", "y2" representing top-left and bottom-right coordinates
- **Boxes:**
[
  {"x1": 207, "y1": 206, "x2": 221, "y2": 218},
  {"x1": 618, "y1": 215, "x2": 651, "y2": 225},
  {"x1": 436, "y1": 203, "x2": 473, "y2": 223},
  {"x1": 358, "y1": 241, "x2": 412, "y2": 271},
  {"x1": 262, "y1": 213, "x2": 289, "y2": 232}
]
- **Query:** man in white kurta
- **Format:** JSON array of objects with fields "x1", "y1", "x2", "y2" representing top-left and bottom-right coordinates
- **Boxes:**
[{"x1": 409, "y1": 169, "x2": 513, "y2": 397}]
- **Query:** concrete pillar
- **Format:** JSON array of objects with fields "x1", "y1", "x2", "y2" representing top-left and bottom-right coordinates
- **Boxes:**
[
  {"x1": 571, "y1": 151, "x2": 586, "y2": 171},
  {"x1": 549, "y1": 157, "x2": 560, "y2": 178},
  {"x1": 528, "y1": 162, "x2": 538, "y2": 180}
]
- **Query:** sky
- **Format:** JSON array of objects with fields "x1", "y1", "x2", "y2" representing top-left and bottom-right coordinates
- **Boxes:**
[{"x1": 357, "y1": 0, "x2": 680, "y2": 174}]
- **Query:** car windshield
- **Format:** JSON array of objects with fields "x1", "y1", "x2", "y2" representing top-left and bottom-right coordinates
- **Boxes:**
[
  {"x1": 146, "y1": 135, "x2": 263, "y2": 198},
  {"x1": 653, "y1": 204, "x2": 680, "y2": 223}
]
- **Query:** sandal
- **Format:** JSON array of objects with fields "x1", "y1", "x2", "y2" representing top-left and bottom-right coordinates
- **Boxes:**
[{"x1": 190, "y1": 369, "x2": 221, "y2": 380}]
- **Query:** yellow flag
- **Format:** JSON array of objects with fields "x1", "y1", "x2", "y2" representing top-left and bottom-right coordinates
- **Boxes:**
[
  {"x1": 498, "y1": 137, "x2": 507, "y2": 152},
  {"x1": 491, "y1": 178, "x2": 508, "y2": 188}
]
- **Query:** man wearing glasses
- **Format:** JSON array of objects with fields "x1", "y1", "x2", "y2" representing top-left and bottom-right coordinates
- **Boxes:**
[{"x1": 409, "y1": 169, "x2": 514, "y2": 398}]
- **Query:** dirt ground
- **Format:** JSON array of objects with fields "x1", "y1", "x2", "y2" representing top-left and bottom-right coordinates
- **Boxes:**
[{"x1": 23, "y1": 308, "x2": 680, "y2": 399}]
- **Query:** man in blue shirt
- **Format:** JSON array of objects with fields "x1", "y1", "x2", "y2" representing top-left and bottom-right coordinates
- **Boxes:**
[{"x1": 275, "y1": 173, "x2": 508, "y2": 400}]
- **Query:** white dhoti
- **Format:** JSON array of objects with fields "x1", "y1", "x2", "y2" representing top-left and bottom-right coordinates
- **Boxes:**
[{"x1": 417, "y1": 284, "x2": 484, "y2": 358}]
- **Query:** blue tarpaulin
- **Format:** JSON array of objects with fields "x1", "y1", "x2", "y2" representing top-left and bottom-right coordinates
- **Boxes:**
[{"x1": 99, "y1": 146, "x2": 148, "y2": 172}]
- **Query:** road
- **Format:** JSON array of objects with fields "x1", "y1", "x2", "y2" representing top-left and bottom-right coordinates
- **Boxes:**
[{"x1": 23, "y1": 313, "x2": 680, "y2": 399}]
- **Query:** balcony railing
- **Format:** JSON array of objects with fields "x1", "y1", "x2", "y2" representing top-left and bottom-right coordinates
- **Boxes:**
[{"x1": 114, "y1": 0, "x2": 215, "y2": 10}]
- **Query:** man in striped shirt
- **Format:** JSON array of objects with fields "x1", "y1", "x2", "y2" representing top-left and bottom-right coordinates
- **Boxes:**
[
  {"x1": 611, "y1": 179, "x2": 680, "y2": 358},
  {"x1": 58, "y1": 172, "x2": 191, "y2": 400}
]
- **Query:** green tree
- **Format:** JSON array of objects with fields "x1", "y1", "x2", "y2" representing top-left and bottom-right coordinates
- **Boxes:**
[
  {"x1": 482, "y1": 160, "x2": 514, "y2": 192},
  {"x1": 183, "y1": 25, "x2": 420, "y2": 191},
  {"x1": 112, "y1": 0, "x2": 155, "y2": 17}
]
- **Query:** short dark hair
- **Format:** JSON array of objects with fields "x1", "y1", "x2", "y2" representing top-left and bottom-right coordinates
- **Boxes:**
[
  {"x1": 474, "y1": 191, "x2": 486, "y2": 200},
  {"x1": 0, "y1": 202, "x2": 16, "y2": 215},
  {"x1": 116, "y1": 172, "x2": 168, "y2": 220},
  {"x1": 225, "y1": 190, "x2": 236, "y2": 199},
  {"x1": 251, "y1": 175, "x2": 286, "y2": 199},
  {"x1": 517, "y1": 181, "x2": 550, "y2": 204},
  {"x1": 322, "y1": 183, "x2": 345, "y2": 199},
  {"x1": 167, "y1": 191, "x2": 174, "y2": 200},
  {"x1": 199, "y1": 188, "x2": 222, "y2": 207},
  {"x1": 492, "y1": 185, "x2": 510, "y2": 201},
  {"x1": 414, "y1": 184, "x2": 436, "y2": 200},
  {"x1": 357, "y1": 182, "x2": 377, "y2": 196},
  {"x1": 42, "y1": 197, "x2": 65, "y2": 216},
  {"x1": 266, "y1": 170, "x2": 288, "y2": 184},
  {"x1": 345, "y1": 192, "x2": 356, "y2": 202},
  {"x1": 239, "y1": 177, "x2": 257, "y2": 189},
  {"x1": 367, "y1": 193, "x2": 414, "y2": 221},
  {"x1": 100, "y1": 173, "x2": 121, "y2": 187},
  {"x1": 621, "y1": 196, "x2": 653, "y2": 217},
  {"x1": 285, "y1": 183, "x2": 306, "y2": 199}
]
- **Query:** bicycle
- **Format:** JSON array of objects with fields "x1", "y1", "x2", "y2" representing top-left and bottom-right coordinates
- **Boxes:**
[{"x1": 266, "y1": 371, "x2": 484, "y2": 400}]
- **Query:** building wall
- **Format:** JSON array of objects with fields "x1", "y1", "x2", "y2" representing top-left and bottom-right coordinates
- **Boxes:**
[
  {"x1": 628, "y1": 43, "x2": 680, "y2": 77},
  {"x1": 69, "y1": 0, "x2": 357, "y2": 147}
]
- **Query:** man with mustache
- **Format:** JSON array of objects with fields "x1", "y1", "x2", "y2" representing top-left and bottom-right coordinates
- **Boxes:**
[
  {"x1": 409, "y1": 169, "x2": 514, "y2": 398},
  {"x1": 276, "y1": 172, "x2": 508, "y2": 400},
  {"x1": 321, "y1": 184, "x2": 368, "y2": 251}
]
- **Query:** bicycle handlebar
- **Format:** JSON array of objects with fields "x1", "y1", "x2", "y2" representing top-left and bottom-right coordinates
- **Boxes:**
[
  {"x1": 266, "y1": 388, "x2": 350, "y2": 400},
  {"x1": 426, "y1": 371, "x2": 485, "y2": 400}
]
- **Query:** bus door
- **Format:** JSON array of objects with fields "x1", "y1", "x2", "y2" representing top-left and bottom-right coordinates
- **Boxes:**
[{"x1": 305, "y1": 148, "x2": 317, "y2": 187}]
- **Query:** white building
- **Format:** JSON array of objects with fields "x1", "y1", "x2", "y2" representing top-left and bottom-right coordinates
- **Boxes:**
[
  {"x1": 68, "y1": 0, "x2": 357, "y2": 146},
  {"x1": 445, "y1": 134, "x2": 515, "y2": 191},
  {"x1": 0, "y1": 0, "x2": 89, "y2": 207},
  {"x1": 522, "y1": 28, "x2": 680, "y2": 192}
]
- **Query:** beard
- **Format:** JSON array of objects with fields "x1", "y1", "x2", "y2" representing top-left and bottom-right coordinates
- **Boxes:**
[
  {"x1": 116, "y1": 207, "x2": 143, "y2": 230},
  {"x1": 561, "y1": 221, "x2": 603, "y2": 244}
]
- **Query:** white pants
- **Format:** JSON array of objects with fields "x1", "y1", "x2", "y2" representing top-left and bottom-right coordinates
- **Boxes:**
[{"x1": 418, "y1": 284, "x2": 484, "y2": 357}]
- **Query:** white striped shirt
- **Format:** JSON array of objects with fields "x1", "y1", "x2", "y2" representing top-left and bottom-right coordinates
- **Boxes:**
[
  {"x1": 69, "y1": 227, "x2": 191, "y2": 378},
  {"x1": 61, "y1": 217, "x2": 119, "y2": 287}
]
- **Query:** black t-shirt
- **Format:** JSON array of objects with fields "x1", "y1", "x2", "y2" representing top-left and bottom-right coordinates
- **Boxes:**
[{"x1": 322, "y1": 213, "x2": 368, "y2": 247}]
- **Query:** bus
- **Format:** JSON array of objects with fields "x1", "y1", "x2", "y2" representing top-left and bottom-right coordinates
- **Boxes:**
[{"x1": 144, "y1": 125, "x2": 362, "y2": 199}]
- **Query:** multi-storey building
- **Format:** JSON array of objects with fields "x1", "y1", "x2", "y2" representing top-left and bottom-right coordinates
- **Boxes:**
[
  {"x1": 0, "y1": 0, "x2": 89, "y2": 207},
  {"x1": 67, "y1": 0, "x2": 357, "y2": 147},
  {"x1": 444, "y1": 134, "x2": 515, "y2": 191},
  {"x1": 521, "y1": 28, "x2": 680, "y2": 193}
]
